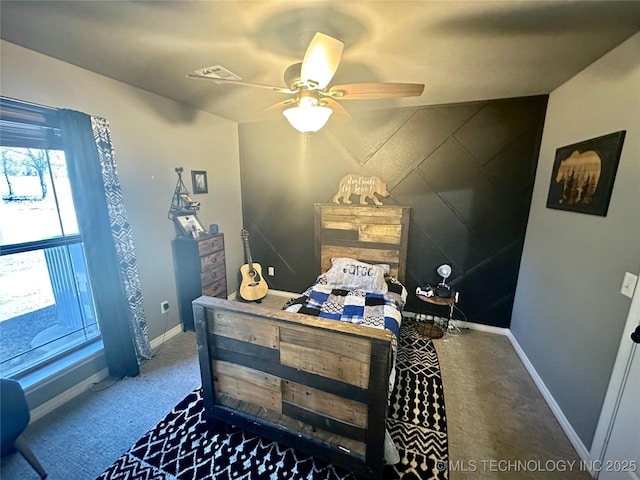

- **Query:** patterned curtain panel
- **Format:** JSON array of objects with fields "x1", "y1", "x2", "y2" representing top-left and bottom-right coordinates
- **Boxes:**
[
  {"x1": 59, "y1": 109, "x2": 151, "y2": 378},
  {"x1": 91, "y1": 116, "x2": 153, "y2": 362}
]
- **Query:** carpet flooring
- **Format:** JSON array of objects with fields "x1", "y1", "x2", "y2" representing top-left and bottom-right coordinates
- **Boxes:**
[{"x1": 97, "y1": 319, "x2": 448, "y2": 479}]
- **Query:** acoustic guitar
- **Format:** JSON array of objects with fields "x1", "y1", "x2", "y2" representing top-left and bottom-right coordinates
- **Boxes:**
[{"x1": 239, "y1": 229, "x2": 268, "y2": 302}]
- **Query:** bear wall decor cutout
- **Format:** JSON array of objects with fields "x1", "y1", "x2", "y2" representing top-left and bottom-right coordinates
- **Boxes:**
[{"x1": 332, "y1": 174, "x2": 389, "y2": 205}]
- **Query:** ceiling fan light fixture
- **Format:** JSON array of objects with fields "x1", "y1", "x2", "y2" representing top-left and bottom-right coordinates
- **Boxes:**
[{"x1": 283, "y1": 105, "x2": 333, "y2": 133}]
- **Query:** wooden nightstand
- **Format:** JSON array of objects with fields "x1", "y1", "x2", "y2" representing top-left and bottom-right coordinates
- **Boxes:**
[{"x1": 415, "y1": 286, "x2": 460, "y2": 337}]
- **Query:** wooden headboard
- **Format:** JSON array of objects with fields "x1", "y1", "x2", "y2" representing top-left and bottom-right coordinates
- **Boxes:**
[{"x1": 314, "y1": 203, "x2": 411, "y2": 283}]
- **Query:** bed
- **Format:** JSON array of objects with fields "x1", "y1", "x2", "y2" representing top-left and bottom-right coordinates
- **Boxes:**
[{"x1": 192, "y1": 204, "x2": 410, "y2": 479}]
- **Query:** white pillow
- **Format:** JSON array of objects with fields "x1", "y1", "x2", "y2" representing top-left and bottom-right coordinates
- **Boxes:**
[
  {"x1": 376, "y1": 263, "x2": 391, "y2": 274},
  {"x1": 325, "y1": 258, "x2": 388, "y2": 294}
]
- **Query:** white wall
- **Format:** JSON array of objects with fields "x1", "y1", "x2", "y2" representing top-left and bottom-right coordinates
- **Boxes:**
[
  {"x1": 0, "y1": 40, "x2": 244, "y2": 342},
  {"x1": 511, "y1": 33, "x2": 640, "y2": 450}
]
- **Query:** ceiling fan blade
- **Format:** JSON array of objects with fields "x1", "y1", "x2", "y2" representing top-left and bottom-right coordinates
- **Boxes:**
[
  {"x1": 262, "y1": 98, "x2": 297, "y2": 115},
  {"x1": 300, "y1": 33, "x2": 344, "y2": 90},
  {"x1": 321, "y1": 98, "x2": 351, "y2": 120},
  {"x1": 327, "y1": 82, "x2": 425, "y2": 100},
  {"x1": 187, "y1": 74, "x2": 294, "y2": 94}
]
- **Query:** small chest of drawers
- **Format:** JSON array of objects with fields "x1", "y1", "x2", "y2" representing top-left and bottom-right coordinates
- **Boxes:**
[{"x1": 172, "y1": 233, "x2": 227, "y2": 331}]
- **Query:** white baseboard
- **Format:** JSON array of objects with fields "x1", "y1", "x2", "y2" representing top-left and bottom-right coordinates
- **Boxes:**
[
  {"x1": 452, "y1": 319, "x2": 509, "y2": 336},
  {"x1": 30, "y1": 368, "x2": 109, "y2": 423},
  {"x1": 266, "y1": 289, "x2": 300, "y2": 299},
  {"x1": 506, "y1": 330, "x2": 593, "y2": 472},
  {"x1": 150, "y1": 324, "x2": 184, "y2": 350},
  {"x1": 404, "y1": 312, "x2": 509, "y2": 336}
]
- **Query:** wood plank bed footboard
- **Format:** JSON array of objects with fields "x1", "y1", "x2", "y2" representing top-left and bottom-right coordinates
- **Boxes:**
[{"x1": 193, "y1": 295, "x2": 393, "y2": 480}]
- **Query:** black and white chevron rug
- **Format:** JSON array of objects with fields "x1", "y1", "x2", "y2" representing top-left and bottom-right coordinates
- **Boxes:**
[{"x1": 98, "y1": 319, "x2": 448, "y2": 479}]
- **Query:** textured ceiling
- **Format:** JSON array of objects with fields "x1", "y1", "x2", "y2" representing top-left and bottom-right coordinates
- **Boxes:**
[{"x1": 1, "y1": 1, "x2": 639, "y2": 123}]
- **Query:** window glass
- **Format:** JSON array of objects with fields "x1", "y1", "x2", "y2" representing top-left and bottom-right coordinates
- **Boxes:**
[
  {"x1": 0, "y1": 249, "x2": 54, "y2": 319},
  {"x1": 49, "y1": 150, "x2": 79, "y2": 235},
  {"x1": 0, "y1": 245, "x2": 100, "y2": 377},
  {"x1": 0, "y1": 147, "x2": 81, "y2": 245}
]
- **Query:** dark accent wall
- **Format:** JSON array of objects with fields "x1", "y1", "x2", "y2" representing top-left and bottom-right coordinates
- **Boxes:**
[{"x1": 238, "y1": 95, "x2": 547, "y2": 328}]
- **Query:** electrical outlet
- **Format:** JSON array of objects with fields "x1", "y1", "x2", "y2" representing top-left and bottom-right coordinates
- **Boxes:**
[
  {"x1": 621, "y1": 272, "x2": 638, "y2": 299},
  {"x1": 160, "y1": 300, "x2": 170, "y2": 314},
  {"x1": 268, "y1": 266, "x2": 275, "y2": 276}
]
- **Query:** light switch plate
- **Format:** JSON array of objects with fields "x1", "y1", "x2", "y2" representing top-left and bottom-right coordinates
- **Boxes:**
[{"x1": 621, "y1": 272, "x2": 638, "y2": 299}]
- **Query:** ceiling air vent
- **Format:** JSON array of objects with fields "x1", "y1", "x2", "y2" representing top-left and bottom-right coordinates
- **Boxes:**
[{"x1": 193, "y1": 65, "x2": 241, "y2": 81}]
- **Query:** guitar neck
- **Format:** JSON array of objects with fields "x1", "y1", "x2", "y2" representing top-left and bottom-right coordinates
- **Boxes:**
[{"x1": 243, "y1": 237, "x2": 254, "y2": 269}]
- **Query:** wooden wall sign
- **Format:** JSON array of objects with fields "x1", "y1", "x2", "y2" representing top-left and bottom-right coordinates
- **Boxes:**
[{"x1": 332, "y1": 174, "x2": 389, "y2": 205}]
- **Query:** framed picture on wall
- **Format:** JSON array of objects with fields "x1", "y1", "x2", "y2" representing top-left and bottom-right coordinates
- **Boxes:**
[
  {"x1": 546, "y1": 130, "x2": 626, "y2": 217},
  {"x1": 191, "y1": 170, "x2": 208, "y2": 194}
]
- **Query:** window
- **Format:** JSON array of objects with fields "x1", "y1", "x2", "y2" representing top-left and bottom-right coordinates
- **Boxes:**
[{"x1": 0, "y1": 100, "x2": 101, "y2": 378}]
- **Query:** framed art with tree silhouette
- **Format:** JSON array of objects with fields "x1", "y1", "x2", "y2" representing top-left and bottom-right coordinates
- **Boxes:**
[{"x1": 546, "y1": 130, "x2": 626, "y2": 217}]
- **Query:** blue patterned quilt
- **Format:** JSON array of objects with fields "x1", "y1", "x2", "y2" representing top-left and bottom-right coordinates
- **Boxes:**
[{"x1": 283, "y1": 274, "x2": 407, "y2": 341}]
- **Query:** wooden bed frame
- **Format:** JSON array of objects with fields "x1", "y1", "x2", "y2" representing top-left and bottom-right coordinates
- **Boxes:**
[{"x1": 193, "y1": 204, "x2": 410, "y2": 479}]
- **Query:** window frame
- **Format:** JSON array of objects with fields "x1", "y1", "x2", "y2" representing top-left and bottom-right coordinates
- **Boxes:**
[{"x1": 1, "y1": 97, "x2": 103, "y2": 380}]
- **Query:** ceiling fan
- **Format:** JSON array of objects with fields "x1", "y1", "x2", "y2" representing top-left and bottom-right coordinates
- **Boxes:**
[{"x1": 188, "y1": 32, "x2": 425, "y2": 133}]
